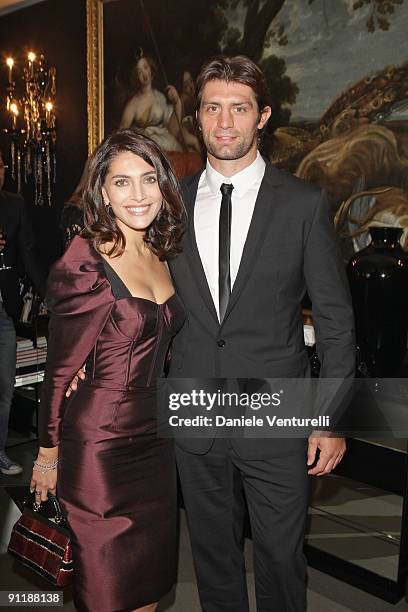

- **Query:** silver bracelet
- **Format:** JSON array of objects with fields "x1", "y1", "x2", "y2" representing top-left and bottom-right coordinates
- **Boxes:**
[{"x1": 33, "y1": 459, "x2": 59, "y2": 474}]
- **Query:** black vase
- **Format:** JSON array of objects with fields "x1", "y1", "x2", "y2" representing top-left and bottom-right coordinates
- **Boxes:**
[{"x1": 347, "y1": 227, "x2": 408, "y2": 377}]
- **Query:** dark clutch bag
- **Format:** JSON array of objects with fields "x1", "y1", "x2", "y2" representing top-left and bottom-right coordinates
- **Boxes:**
[{"x1": 7, "y1": 491, "x2": 74, "y2": 587}]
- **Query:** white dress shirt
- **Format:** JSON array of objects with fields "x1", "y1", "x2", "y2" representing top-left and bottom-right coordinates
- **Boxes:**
[{"x1": 194, "y1": 152, "x2": 266, "y2": 320}]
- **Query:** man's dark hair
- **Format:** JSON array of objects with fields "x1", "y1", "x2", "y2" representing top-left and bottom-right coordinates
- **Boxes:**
[{"x1": 195, "y1": 55, "x2": 271, "y2": 113}]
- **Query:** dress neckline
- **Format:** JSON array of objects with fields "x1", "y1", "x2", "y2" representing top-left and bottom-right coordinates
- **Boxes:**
[{"x1": 101, "y1": 256, "x2": 176, "y2": 306}]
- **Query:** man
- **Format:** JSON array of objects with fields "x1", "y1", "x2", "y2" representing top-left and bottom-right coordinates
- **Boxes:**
[
  {"x1": 0, "y1": 151, "x2": 46, "y2": 475},
  {"x1": 167, "y1": 56, "x2": 355, "y2": 612}
]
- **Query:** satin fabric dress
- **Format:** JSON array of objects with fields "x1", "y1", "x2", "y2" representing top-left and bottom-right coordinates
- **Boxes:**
[{"x1": 38, "y1": 235, "x2": 185, "y2": 612}]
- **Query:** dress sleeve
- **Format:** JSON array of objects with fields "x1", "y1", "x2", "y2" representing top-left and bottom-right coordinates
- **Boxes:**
[{"x1": 38, "y1": 237, "x2": 115, "y2": 447}]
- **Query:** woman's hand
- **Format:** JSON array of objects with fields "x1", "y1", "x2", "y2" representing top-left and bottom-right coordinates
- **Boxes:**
[
  {"x1": 166, "y1": 85, "x2": 182, "y2": 124},
  {"x1": 65, "y1": 365, "x2": 86, "y2": 397},
  {"x1": 166, "y1": 84, "x2": 180, "y2": 106},
  {"x1": 30, "y1": 447, "x2": 59, "y2": 503}
]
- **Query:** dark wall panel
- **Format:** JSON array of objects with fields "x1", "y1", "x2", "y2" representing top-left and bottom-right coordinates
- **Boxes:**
[{"x1": 0, "y1": 0, "x2": 87, "y2": 264}]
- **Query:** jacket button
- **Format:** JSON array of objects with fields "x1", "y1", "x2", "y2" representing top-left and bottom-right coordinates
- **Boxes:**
[{"x1": 217, "y1": 339, "x2": 226, "y2": 348}]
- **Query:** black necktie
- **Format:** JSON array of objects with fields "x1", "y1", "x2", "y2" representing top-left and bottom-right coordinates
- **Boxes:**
[{"x1": 219, "y1": 183, "x2": 234, "y2": 322}]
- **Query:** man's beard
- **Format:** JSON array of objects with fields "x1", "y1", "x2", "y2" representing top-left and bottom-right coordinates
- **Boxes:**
[{"x1": 203, "y1": 130, "x2": 258, "y2": 161}]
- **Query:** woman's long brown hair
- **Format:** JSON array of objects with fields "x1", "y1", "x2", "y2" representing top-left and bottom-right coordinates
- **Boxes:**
[{"x1": 83, "y1": 129, "x2": 186, "y2": 259}]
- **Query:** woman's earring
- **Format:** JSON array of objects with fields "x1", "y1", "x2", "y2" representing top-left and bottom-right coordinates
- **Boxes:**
[{"x1": 105, "y1": 201, "x2": 112, "y2": 212}]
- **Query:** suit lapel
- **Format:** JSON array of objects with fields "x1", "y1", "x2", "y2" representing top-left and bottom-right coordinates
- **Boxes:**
[
  {"x1": 222, "y1": 163, "x2": 282, "y2": 324},
  {"x1": 182, "y1": 171, "x2": 219, "y2": 323}
]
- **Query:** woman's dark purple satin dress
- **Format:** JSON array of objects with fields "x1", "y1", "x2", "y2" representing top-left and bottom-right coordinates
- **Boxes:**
[{"x1": 38, "y1": 236, "x2": 185, "y2": 611}]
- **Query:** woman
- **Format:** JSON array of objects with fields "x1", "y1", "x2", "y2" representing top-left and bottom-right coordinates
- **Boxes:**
[
  {"x1": 30, "y1": 129, "x2": 186, "y2": 612},
  {"x1": 120, "y1": 54, "x2": 184, "y2": 152},
  {"x1": 59, "y1": 160, "x2": 89, "y2": 250}
]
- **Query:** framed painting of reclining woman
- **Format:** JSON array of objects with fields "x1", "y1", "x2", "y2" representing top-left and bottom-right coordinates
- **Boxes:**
[{"x1": 86, "y1": 0, "x2": 206, "y2": 177}]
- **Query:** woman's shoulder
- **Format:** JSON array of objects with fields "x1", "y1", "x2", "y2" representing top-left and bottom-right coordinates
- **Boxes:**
[
  {"x1": 59, "y1": 235, "x2": 98, "y2": 264},
  {"x1": 52, "y1": 235, "x2": 103, "y2": 276},
  {"x1": 124, "y1": 91, "x2": 145, "y2": 108},
  {"x1": 153, "y1": 88, "x2": 167, "y2": 103},
  {"x1": 46, "y1": 236, "x2": 113, "y2": 313}
]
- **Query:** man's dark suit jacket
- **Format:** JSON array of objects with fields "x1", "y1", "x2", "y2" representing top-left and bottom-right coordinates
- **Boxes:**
[
  {"x1": 168, "y1": 161, "x2": 355, "y2": 458},
  {"x1": 0, "y1": 189, "x2": 46, "y2": 321}
]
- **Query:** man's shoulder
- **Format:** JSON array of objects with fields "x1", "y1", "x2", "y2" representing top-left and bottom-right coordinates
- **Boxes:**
[
  {"x1": 263, "y1": 162, "x2": 324, "y2": 219},
  {"x1": 264, "y1": 162, "x2": 321, "y2": 198},
  {"x1": 180, "y1": 168, "x2": 205, "y2": 204},
  {"x1": 181, "y1": 168, "x2": 205, "y2": 189}
]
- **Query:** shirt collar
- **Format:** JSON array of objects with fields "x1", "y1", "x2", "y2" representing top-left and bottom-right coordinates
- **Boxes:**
[{"x1": 205, "y1": 151, "x2": 265, "y2": 197}]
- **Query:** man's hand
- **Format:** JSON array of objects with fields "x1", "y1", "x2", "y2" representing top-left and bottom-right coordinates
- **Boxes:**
[
  {"x1": 65, "y1": 365, "x2": 86, "y2": 397},
  {"x1": 307, "y1": 433, "x2": 346, "y2": 476}
]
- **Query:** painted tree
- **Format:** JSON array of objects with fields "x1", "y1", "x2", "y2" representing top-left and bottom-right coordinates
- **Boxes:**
[
  {"x1": 138, "y1": 0, "x2": 404, "y2": 133},
  {"x1": 220, "y1": 0, "x2": 403, "y2": 130},
  {"x1": 224, "y1": 0, "x2": 404, "y2": 62},
  {"x1": 225, "y1": 0, "x2": 287, "y2": 62},
  {"x1": 220, "y1": 0, "x2": 296, "y2": 131}
]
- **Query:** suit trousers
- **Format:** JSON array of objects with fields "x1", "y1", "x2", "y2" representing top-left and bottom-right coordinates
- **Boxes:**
[
  {"x1": 0, "y1": 303, "x2": 16, "y2": 450},
  {"x1": 176, "y1": 438, "x2": 310, "y2": 612}
]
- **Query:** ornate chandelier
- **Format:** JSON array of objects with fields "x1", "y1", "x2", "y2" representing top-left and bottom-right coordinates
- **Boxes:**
[{"x1": 5, "y1": 52, "x2": 57, "y2": 206}]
